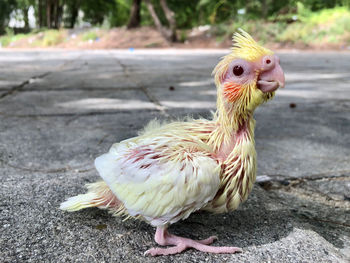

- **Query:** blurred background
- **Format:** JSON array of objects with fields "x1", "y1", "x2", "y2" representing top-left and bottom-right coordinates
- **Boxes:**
[
  {"x1": 1, "y1": 0, "x2": 350, "y2": 49},
  {"x1": 1, "y1": 1, "x2": 350, "y2": 262}
]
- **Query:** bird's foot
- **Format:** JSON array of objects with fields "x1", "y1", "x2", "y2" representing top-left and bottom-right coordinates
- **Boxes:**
[{"x1": 144, "y1": 227, "x2": 242, "y2": 256}]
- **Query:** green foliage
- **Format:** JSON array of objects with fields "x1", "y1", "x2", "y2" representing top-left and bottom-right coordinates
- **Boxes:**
[
  {"x1": 81, "y1": 29, "x2": 100, "y2": 41},
  {"x1": 139, "y1": 1, "x2": 153, "y2": 26},
  {"x1": 108, "y1": 0, "x2": 131, "y2": 27},
  {"x1": 15, "y1": 0, "x2": 34, "y2": 12},
  {"x1": 168, "y1": 0, "x2": 200, "y2": 28},
  {"x1": 203, "y1": 4, "x2": 350, "y2": 48},
  {"x1": 80, "y1": 0, "x2": 116, "y2": 25},
  {"x1": 1, "y1": 0, "x2": 350, "y2": 32},
  {"x1": 196, "y1": 0, "x2": 239, "y2": 25},
  {"x1": 0, "y1": 0, "x2": 16, "y2": 34},
  {"x1": 41, "y1": 30, "x2": 66, "y2": 46},
  {"x1": 0, "y1": 28, "x2": 29, "y2": 47},
  {"x1": 63, "y1": 0, "x2": 81, "y2": 28},
  {"x1": 1, "y1": 0, "x2": 350, "y2": 49},
  {"x1": 278, "y1": 5, "x2": 350, "y2": 45},
  {"x1": 179, "y1": 29, "x2": 187, "y2": 42}
]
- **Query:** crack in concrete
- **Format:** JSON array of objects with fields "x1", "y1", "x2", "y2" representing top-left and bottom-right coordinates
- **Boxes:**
[
  {"x1": 0, "y1": 72, "x2": 51, "y2": 100},
  {"x1": 108, "y1": 52, "x2": 171, "y2": 118},
  {"x1": 111, "y1": 53, "x2": 170, "y2": 117},
  {"x1": 0, "y1": 54, "x2": 85, "y2": 100},
  {"x1": 140, "y1": 86, "x2": 162, "y2": 107},
  {"x1": 109, "y1": 51, "x2": 129, "y2": 76},
  {"x1": 105, "y1": 52, "x2": 174, "y2": 119},
  {"x1": 64, "y1": 114, "x2": 82, "y2": 126},
  {"x1": 97, "y1": 134, "x2": 110, "y2": 145},
  {"x1": 141, "y1": 86, "x2": 170, "y2": 118}
]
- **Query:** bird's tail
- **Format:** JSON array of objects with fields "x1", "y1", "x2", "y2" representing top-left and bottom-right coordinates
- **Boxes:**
[{"x1": 60, "y1": 181, "x2": 120, "y2": 212}]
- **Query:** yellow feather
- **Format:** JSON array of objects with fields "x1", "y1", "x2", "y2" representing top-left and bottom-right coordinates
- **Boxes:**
[{"x1": 61, "y1": 30, "x2": 279, "y2": 225}]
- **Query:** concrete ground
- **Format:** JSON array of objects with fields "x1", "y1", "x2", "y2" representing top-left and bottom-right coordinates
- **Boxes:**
[{"x1": 0, "y1": 49, "x2": 349, "y2": 263}]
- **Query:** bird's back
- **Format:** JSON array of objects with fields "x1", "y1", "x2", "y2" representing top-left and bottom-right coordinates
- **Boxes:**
[{"x1": 94, "y1": 118, "x2": 221, "y2": 226}]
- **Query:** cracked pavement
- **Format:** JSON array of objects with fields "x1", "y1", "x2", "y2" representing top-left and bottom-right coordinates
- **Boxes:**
[{"x1": 0, "y1": 49, "x2": 349, "y2": 262}]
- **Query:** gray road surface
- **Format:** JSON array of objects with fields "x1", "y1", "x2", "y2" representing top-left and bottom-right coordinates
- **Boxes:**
[{"x1": 0, "y1": 49, "x2": 349, "y2": 262}]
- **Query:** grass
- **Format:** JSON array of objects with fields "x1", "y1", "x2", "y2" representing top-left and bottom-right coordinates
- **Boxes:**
[
  {"x1": 211, "y1": 5, "x2": 350, "y2": 48},
  {"x1": 81, "y1": 29, "x2": 100, "y2": 41},
  {"x1": 41, "y1": 30, "x2": 66, "y2": 46},
  {"x1": 0, "y1": 29, "x2": 67, "y2": 47},
  {"x1": 0, "y1": 28, "x2": 31, "y2": 47},
  {"x1": 0, "y1": 6, "x2": 349, "y2": 49},
  {"x1": 277, "y1": 6, "x2": 350, "y2": 45},
  {"x1": 0, "y1": 28, "x2": 102, "y2": 48}
]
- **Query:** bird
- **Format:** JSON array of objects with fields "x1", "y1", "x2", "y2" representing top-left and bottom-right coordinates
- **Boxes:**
[{"x1": 60, "y1": 29, "x2": 285, "y2": 256}]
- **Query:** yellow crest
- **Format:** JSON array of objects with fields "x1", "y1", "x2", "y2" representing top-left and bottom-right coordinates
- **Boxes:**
[
  {"x1": 213, "y1": 29, "x2": 272, "y2": 86},
  {"x1": 231, "y1": 29, "x2": 272, "y2": 61}
]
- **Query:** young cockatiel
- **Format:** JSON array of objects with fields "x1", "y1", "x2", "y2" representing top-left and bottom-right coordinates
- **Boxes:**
[{"x1": 60, "y1": 30, "x2": 285, "y2": 256}]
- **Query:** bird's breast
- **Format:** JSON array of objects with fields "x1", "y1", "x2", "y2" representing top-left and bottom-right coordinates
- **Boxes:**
[{"x1": 203, "y1": 137, "x2": 256, "y2": 213}]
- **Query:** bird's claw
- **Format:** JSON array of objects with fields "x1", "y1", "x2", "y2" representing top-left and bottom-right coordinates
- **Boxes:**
[
  {"x1": 144, "y1": 248, "x2": 153, "y2": 256},
  {"x1": 144, "y1": 246, "x2": 187, "y2": 256}
]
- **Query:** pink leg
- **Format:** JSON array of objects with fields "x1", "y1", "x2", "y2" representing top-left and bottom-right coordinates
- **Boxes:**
[{"x1": 144, "y1": 227, "x2": 242, "y2": 256}]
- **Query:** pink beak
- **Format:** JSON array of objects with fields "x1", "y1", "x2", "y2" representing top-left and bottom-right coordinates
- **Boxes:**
[{"x1": 257, "y1": 55, "x2": 285, "y2": 93}]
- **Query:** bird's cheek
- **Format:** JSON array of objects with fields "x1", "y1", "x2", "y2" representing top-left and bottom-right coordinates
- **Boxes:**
[{"x1": 222, "y1": 83, "x2": 242, "y2": 102}]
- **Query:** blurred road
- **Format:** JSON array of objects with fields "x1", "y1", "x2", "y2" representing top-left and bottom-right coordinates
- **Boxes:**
[{"x1": 0, "y1": 49, "x2": 349, "y2": 262}]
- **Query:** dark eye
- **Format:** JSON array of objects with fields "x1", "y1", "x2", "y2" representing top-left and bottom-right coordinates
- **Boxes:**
[{"x1": 233, "y1": 65, "x2": 244, "y2": 76}]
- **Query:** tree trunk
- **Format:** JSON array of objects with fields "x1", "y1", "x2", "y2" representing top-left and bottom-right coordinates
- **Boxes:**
[
  {"x1": 261, "y1": 0, "x2": 268, "y2": 19},
  {"x1": 144, "y1": 0, "x2": 162, "y2": 31},
  {"x1": 53, "y1": 0, "x2": 58, "y2": 28},
  {"x1": 53, "y1": 0, "x2": 63, "y2": 29},
  {"x1": 22, "y1": 8, "x2": 30, "y2": 30},
  {"x1": 69, "y1": 0, "x2": 80, "y2": 29},
  {"x1": 144, "y1": 0, "x2": 177, "y2": 42},
  {"x1": 46, "y1": 0, "x2": 52, "y2": 28},
  {"x1": 38, "y1": 0, "x2": 43, "y2": 27},
  {"x1": 159, "y1": 0, "x2": 177, "y2": 41},
  {"x1": 57, "y1": 4, "x2": 63, "y2": 28},
  {"x1": 45, "y1": 0, "x2": 62, "y2": 29},
  {"x1": 127, "y1": 0, "x2": 142, "y2": 29},
  {"x1": 69, "y1": 10, "x2": 78, "y2": 28}
]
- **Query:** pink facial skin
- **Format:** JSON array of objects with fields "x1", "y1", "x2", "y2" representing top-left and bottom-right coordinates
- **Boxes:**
[
  {"x1": 222, "y1": 55, "x2": 285, "y2": 94},
  {"x1": 223, "y1": 59, "x2": 256, "y2": 86},
  {"x1": 257, "y1": 55, "x2": 285, "y2": 93}
]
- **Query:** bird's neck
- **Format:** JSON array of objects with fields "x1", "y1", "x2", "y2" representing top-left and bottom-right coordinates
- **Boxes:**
[{"x1": 209, "y1": 94, "x2": 255, "y2": 160}]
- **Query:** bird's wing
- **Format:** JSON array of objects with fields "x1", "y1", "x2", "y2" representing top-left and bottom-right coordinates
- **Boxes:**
[{"x1": 95, "y1": 136, "x2": 220, "y2": 227}]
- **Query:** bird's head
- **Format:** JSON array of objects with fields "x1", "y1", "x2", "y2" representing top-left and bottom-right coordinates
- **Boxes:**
[{"x1": 213, "y1": 30, "x2": 285, "y2": 119}]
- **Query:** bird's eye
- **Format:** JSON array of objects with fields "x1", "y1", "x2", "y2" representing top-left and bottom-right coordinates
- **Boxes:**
[{"x1": 233, "y1": 65, "x2": 244, "y2": 76}]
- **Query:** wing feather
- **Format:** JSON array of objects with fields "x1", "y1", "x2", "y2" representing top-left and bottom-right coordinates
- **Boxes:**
[{"x1": 95, "y1": 138, "x2": 220, "y2": 227}]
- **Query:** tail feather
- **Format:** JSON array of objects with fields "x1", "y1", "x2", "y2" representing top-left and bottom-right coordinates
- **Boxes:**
[{"x1": 60, "y1": 181, "x2": 120, "y2": 212}]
